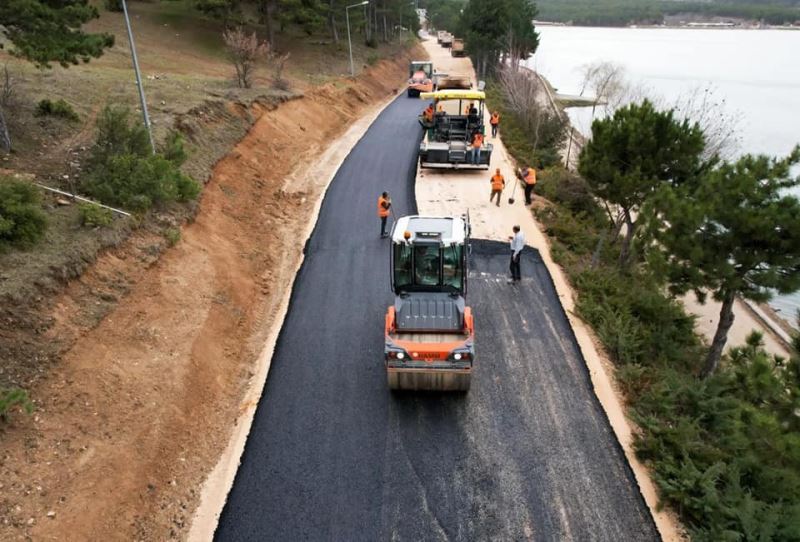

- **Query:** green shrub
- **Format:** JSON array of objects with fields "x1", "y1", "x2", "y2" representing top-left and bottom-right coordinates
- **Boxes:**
[
  {"x1": 537, "y1": 167, "x2": 602, "y2": 217},
  {"x1": 81, "y1": 106, "x2": 199, "y2": 212},
  {"x1": 0, "y1": 387, "x2": 34, "y2": 422},
  {"x1": 160, "y1": 130, "x2": 188, "y2": 167},
  {"x1": 0, "y1": 178, "x2": 48, "y2": 249},
  {"x1": 164, "y1": 227, "x2": 181, "y2": 246},
  {"x1": 78, "y1": 202, "x2": 113, "y2": 227},
  {"x1": 366, "y1": 53, "x2": 381, "y2": 66},
  {"x1": 632, "y1": 341, "x2": 800, "y2": 540},
  {"x1": 104, "y1": 0, "x2": 123, "y2": 12},
  {"x1": 35, "y1": 99, "x2": 80, "y2": 122}
]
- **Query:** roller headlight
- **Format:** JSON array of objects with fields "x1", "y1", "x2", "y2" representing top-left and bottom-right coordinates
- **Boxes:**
[
  {"x1": 454, "y1": 353, "x2": 462, "y2": 361},
  {"x1": 396, "y1": 352, "x2": 405, "y2": 360}
]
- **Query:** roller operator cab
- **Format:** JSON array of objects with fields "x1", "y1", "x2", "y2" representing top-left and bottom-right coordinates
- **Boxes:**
[
  {"x1": 418, "y1": 89, "x2": 493, "y2": 170},
  {"x1": 384, "y1": 215, "x2": 474, "y2": 392}
]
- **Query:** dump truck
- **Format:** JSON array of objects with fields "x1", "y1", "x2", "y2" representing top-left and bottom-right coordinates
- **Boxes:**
[
  {"x1": 407, "y1": 61, "x2": 434, "y2": 97},
  {"x1": 441, "y1": 32, "x2": 453, "y2": 48},
  {"x1": 451, "y1": 38, "x2": 465, "y2": 57},
  {"x1": 436, "y1": 74, "x2": 471, "y2": 90},
  {"x1": 385, "y1": 215, "x2": 474, "y2": 392},
  {"x1": 418, "y1": 88, "x2": 493, "y2": 169},
  {"x1": 437, "y1": 30, "x2": 447, "y2": 44}
]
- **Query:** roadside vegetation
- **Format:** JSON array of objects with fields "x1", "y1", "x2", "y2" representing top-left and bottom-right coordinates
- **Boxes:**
[
  {"x1": 536, "y1": 0, "x2": 800, "y2": 26},
  {"x1": 438, "y1": 2, "x2": 800, "y2": 536},
  {"x1": 497, "y1": 68, "x2": 800, "y2": 542}
]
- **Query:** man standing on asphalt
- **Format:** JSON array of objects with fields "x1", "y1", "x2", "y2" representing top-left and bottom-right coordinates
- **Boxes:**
[
  {"x1": 378, "y1": 192, "x2": 391, "y2": 238},
  {"x1": 522, "y1": 166, "x2": 537, "y2": 205},
  {"x1": 509, "y1": 225, "x2": 524, "y2": 282},
  {"x1": 489, "y1": 168, "x2": 505, "y2": 206}
]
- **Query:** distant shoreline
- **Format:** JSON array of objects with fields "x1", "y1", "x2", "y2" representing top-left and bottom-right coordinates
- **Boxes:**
[{"x1": 534, "y1": 20, "x2": 800, "y2": 31}]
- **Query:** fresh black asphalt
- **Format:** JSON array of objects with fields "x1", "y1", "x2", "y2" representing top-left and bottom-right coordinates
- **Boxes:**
[{"x1": 215, "y1": 95, "x2": 659, "y2": 541}]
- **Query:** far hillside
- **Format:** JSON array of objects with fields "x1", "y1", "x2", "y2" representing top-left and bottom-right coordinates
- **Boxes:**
[{"x1": 536, "y1": 0, "x2": 800, "y2": 26}]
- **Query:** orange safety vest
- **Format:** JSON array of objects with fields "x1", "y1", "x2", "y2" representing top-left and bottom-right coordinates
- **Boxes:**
[
  {"x1": 491, "y1": 174, "x2": 505, "y2": 191},
  {"x1": 490, "y1": 112, "x2": 500, "y2": 125},
  {"x1": 524, "y1": 168, "x2": 537, "y2": 186},
  {"x1": 472, "y1": 133, "x2": 484, "y2": 148},
  {"x1": 377, "y1": 196, "x2": 390, "y2": 218}
]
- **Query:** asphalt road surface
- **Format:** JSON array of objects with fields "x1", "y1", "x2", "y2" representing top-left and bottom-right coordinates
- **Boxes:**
[{"x1": 215, "y1": 95, "x2": 658, "y2": 541}]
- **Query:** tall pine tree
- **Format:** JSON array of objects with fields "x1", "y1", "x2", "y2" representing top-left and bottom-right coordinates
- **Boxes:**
[
  {"x1": 578, "y1": 100, "x2": 707, "y2": 267},
  {"x1": 646, "y1": 146, "x2": 800, "y2": 375}
]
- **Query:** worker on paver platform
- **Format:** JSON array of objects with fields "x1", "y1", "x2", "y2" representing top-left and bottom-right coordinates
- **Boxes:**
[
  {"x1": 509, "y1": 225, "x2": 525, "y2": 282},
  {"x1": 423, "y1": 103, "x2": 434, "y2": 123},
  {"x1": 489, "y1": 168, "x2": 505, "y2": 207},
  {"x1": 378, "y1": 192, "x2": 392, "y2": 238},
  {"x1": 470, "y1": 131, "x2": 484, "y2": 165},
  {"x1": 522, "y1": 166, "x2": 537, "y2": 205},
  {"x1": 490, "y1": 111, "x2": 500, "y2": 137}
]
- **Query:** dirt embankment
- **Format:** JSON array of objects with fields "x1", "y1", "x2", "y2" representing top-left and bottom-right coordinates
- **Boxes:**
[{"x1": 0, "y1": 46, "x2": 421, "y2": 541}]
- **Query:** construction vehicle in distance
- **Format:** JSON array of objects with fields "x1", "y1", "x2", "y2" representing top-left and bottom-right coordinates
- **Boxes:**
[
  {"x1": 436, "y1": 73, "x2": 471, "y2": 90},
  {"x1": 441, "y1": 33, "x2": 453, "y2": 48},
  {"x1": 385, "y1": 215, "x2": 474, "y2": 392},
  {"x1": 418, "y1": 88, "x2": 493, "y2": 169},
  {"x1": 407, "y1": 61, "x2": 434, "y2": 97},
  {"x1": 451, "y1": 38, "x2": 466, "y2": 57},
  {"x1": 437, "y1": 30, "x2": 447, "y2": 44}
]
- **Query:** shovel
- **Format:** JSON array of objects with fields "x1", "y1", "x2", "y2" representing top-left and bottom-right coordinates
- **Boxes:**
[{"x1": 508, "y1": 177, "x2": 519, "y2": 205}]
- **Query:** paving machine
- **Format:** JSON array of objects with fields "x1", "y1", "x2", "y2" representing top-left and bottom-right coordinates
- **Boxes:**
[
  {"x1": 385, "y1": 215, "x2": 474, "y2": 391},
  {"x1": 407, "y1": 61, "x2": 434, "y2": 97},
  {"x1": 418, "y1": 89, "x2": 493, "y2": 169}
]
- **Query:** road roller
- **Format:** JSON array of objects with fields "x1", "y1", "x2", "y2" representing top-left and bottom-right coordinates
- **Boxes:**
[{"x1": 384, "y1": 215, "x2": 474, "y2": 392}]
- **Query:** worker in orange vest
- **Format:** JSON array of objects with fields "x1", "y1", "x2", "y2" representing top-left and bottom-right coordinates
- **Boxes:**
[
  {"x1": 470, "y1": 131, "x2": 484, "y2": 165},
  {"x1": 490, "y1": 111, "x2": 500, "y2": 137},
  {"x1": 422, "y1": 103, "x2": 434, "y2": 123},
  {"x1": 489, "y1": 168, "x2": 505, "y2": 207},
  {"x1": 378, "y1": 192, "x2": 392, "y2": 238},
  {"x1": 522, "y1": 166, "x2": 537, "y2": 205}
]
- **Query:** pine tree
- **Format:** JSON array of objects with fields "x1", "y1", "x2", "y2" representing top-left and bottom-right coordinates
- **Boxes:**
[
  {"x1": 647, "y1": 146, "x2": 800, "y2": 376},
  {"x1": 0, "y1": 0, "x2": 114, "y2": 68},
  {"x1": 578, "y1": 100, "x2": 707, "y2": 267}
]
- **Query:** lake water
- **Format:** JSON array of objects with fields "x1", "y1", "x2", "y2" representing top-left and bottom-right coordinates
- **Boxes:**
[{"x1": 527, "y1": 26, "x2": 800, "y2": 322}]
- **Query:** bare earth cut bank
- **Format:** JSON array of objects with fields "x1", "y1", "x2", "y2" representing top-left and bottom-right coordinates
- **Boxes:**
[{"x1": 0, "y1": 47, "x2": 421, "y2": 541}]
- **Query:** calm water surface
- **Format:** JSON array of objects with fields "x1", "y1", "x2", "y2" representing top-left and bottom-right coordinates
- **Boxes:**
[{"x1": 528, "y1": 27, "x2": 800, "y2": 321}]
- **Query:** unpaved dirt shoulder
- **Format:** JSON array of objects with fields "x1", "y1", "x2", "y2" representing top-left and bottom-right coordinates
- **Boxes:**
[
  {"x1": 416, "y1": 36, "x2": 683, "y2": 541},
  {"x1": 0, "y1": 46, "x2": 423, "y2": 542}
]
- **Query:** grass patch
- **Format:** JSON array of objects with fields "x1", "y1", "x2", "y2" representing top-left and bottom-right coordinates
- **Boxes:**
[
  {"x1": 78, "y1": 203, "x2": 114, "y2": 228},
  {"x1": 0, "y1": 387, "x2": 34, "y2": 422}
]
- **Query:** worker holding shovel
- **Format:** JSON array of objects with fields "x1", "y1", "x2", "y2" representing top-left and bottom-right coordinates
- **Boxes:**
[{"x1": 378, "y1": 192, "x2": 392, "y2": 238}]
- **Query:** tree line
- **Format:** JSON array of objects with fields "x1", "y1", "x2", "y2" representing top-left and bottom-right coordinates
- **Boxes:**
[
  {"x1": 192, "y1": 0, "x2": 420, "y2": 46},
  {"x1": 535, "y1": 0, "x2": 800, "y2": 26}
]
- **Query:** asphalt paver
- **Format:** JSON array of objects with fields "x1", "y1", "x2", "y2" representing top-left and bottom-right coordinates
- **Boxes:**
[{"x1": 215, "y1": 95, "x2": 658, "y2": 541}]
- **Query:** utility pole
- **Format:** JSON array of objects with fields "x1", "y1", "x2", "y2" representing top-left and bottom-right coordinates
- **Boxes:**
[
  {"x1": 121, "y1": 0, "x2": 155, "y2": 154},
  {"x1": 346, "y1": 1, "x2": 369, "y2": 77}
]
